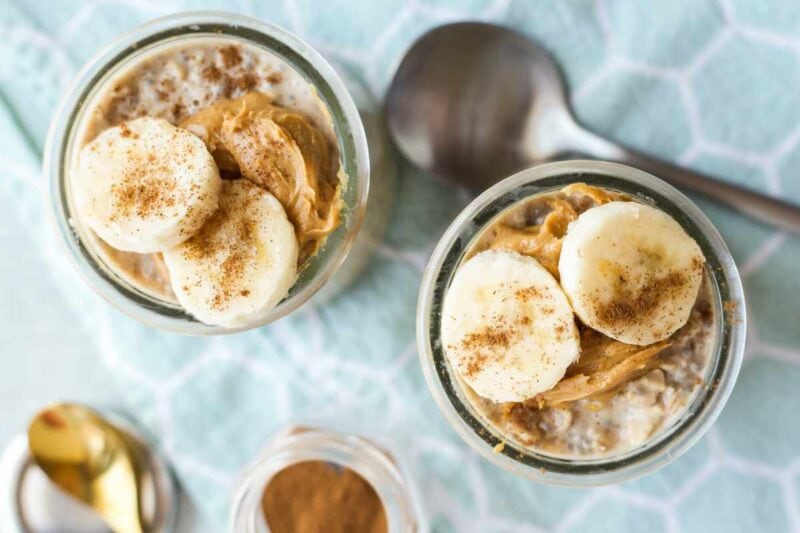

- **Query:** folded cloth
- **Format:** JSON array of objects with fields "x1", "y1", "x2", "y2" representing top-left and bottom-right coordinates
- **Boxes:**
[{"x1": 1, "y1": 0, "x2": 799, "y2": 531}]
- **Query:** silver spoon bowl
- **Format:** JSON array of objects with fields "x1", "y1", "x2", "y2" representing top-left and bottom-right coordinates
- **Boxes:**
[{"x1": 385, "y1": 22, "x2": 800, "y2": 233}]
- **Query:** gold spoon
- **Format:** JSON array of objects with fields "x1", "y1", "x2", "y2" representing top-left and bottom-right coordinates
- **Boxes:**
[{"x1": 27, "y1": 403, "x2": 146, "y2": 533}]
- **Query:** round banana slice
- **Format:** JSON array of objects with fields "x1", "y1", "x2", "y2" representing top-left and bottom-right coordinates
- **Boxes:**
[
  {"x1": 558, "y1": 201, "x2": 705, "y2": 346},
  {"x1": 162, "y1": 180, "x2": 298, "y2": 328},
  {"x1": 442, "y1": 250, "x2": 580, "y2": 403},
  {"x1": 75, "y1": 117, "x2": 221, "y2": 253}
]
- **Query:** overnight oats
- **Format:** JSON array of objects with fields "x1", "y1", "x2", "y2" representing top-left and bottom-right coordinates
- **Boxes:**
[
  {"x1": 418, "y1": 161, "x2": 745, "y2": 484},
  {"x1": 449, "y1": 183, "x2": 713, "y2": 458},
  {"x1": 46, "y1": 13, "x2": 368, "y2": 332}
]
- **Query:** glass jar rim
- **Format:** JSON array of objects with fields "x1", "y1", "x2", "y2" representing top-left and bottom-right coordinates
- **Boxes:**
[
  {"x1": 44, "y1": 11, "x2": 370, "y2": 334},
  {"x1": 229, "y1": 427, "x2": 422, "y2": 532},
  {"x1": 416, "y1": 160, "x2": 746, "y2": 486}
]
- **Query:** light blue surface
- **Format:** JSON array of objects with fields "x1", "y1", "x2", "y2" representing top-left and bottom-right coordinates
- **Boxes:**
[{"x1": 2, "y1": 1, "x2": 800, "y2": 532}]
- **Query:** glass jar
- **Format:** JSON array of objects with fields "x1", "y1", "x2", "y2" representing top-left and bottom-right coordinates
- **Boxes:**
[
  {"x1": 44, "y1": 11, "x2": 369, "y2": 334},
  {"x1": 230, "y1": 427, "x2": 422, "y2": 532},
  {"x1": 416, "y1": 160, "x2": 746, "y2": 486}
]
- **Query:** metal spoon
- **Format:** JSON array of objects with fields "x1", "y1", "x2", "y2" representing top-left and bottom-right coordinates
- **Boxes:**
[
  {"x1": 27, "y1": 403, "x2": 146, "y2": 533},
  {"x1": 385, "y1": 21, "x2": 800, "y2": 233}
]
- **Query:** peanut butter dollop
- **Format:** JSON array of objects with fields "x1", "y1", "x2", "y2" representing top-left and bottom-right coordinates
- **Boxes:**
[
  {"x1": 467, "y1": 183, "x2": 622, "y2": 279},
  {"x1": 181, "y1": 92, "x2": 341, "y2": 264}
]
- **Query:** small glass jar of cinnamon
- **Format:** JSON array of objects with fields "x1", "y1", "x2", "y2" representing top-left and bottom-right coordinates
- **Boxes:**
[{"x1": 230, "y1": 427, "x2": 422, "y2": 532}]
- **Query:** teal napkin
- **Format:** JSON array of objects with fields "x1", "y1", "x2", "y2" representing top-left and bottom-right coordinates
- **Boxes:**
[{"x1": 2, "y1": 1, "x2": 799, "y2": 531}]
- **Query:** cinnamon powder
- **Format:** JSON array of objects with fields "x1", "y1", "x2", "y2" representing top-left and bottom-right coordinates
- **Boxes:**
[{"x1": 261, "y1": 461, "x2": 388, "y2": 533}]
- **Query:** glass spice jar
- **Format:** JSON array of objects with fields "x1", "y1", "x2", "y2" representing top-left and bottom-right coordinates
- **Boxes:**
[{"x1": 230, "y1": 427, "x2": 422, "y2": 532}]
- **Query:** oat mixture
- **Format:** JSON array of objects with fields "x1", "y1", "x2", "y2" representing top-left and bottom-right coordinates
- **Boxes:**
[
  {"x1": 73, "y1": 38, "x2": 343, "y2": 301},
  {"x1": 459, "y1": 184, "x2": 716, "y2": 458}
]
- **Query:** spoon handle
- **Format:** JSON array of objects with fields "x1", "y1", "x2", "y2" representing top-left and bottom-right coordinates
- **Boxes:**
[
  {"x1": 619, "y1": 148, "x2": 800, "y2": 233},
  {"x1": 563, "y1": 126, "x2": 800, "y2": 233}
]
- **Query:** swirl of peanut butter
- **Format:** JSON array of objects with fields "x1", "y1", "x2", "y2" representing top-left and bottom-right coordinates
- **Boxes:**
[
  {"x1": 468, "y1": 183, "x2": 626, "y2": 279},
  {"x1": 180, "y1": 92, "x2": 341, "y2": 264}
]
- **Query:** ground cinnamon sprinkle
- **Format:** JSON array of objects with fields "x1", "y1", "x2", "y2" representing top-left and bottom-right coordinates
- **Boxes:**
[
  {"x1": 596, "y1": 270, "x2": 687, "y2": 331},
  {"x1": 118, "y1": 122, "x2": 137, "y2": 138},
  {"x1": 514, "y1": 286, "x2": 540, "y2": 301},
  {"x1": 455, "y1": 321, "x2": 518, "y2": 378},
  {"x1": 108, "y1": 148, "x2": 181, "y2": 221},
  {"x1": 202, "y1": 64, "x2": 222, "y2": 82},
  {"x1": 261, "y1": 461, "x2": 387, "y2": 533},
  {"x1": 172, "y1": 101, "x2": 185, "y2": 119},
  {"x1": 266, "y1": 72, "x2": 284, "y2": 84},
  {"x1": 462, "y1": 327, "x2": 513, "y2": 351},
  {"x1": 219, "y1": 44, "x2": 243, "y2": 68},
  {"x1": 465, "y1": 352, "x2": 489, "y2": 377},
  {"x1": 179, "y1": 202, "x2": 257, "y2": 312}
]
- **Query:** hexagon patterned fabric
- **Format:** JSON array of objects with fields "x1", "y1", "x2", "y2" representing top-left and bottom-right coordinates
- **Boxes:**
[{"x1": 2, "y1": 1, "x2": 800, "y2": 532}]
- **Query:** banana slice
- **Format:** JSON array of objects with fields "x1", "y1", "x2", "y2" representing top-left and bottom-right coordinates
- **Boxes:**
[
  {"x1": 75, "y1": 117, "x2": 221, "y2": 253},
  {"x1": 162, "y1": 180, "x2": 298, "y2": 328},
  {"x1": 558, "y1": 201, "x2": 705, "y2": 346},
  {"x1": 442, "y1": 250, "x2": 580, "y2": 403}
]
